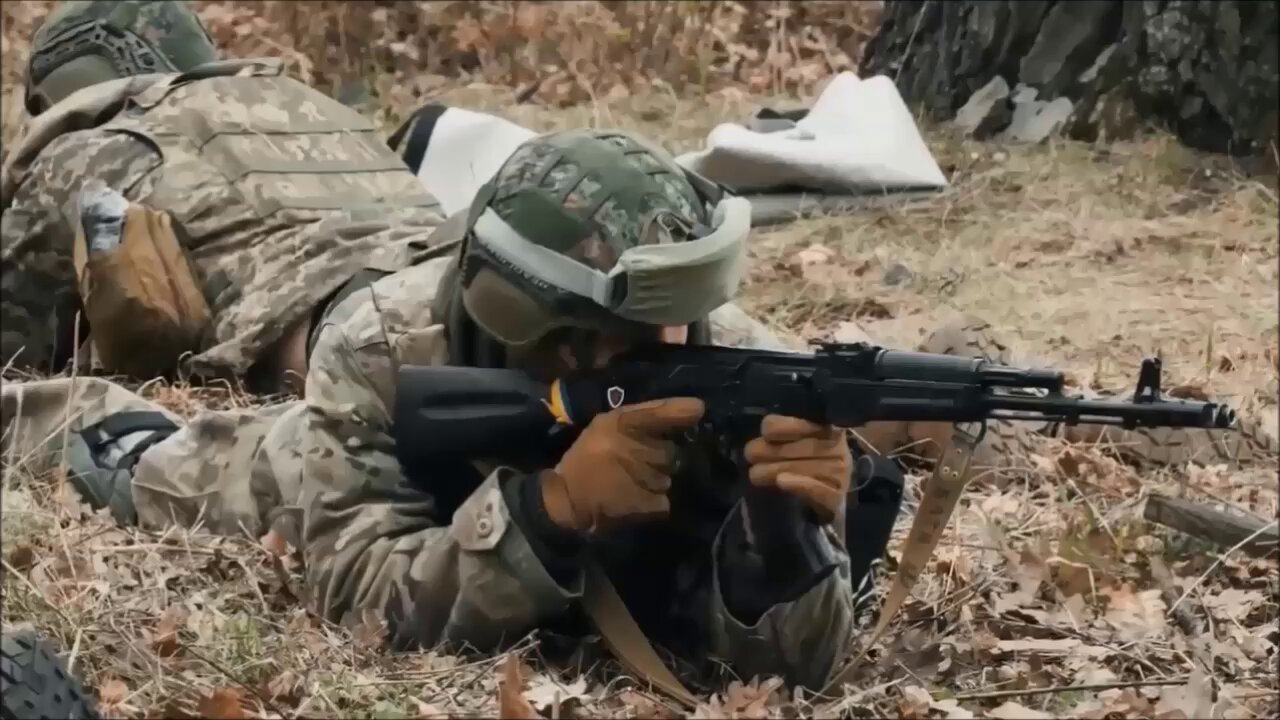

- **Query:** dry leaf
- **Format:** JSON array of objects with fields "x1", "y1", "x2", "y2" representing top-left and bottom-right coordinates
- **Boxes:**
[
  {"x1": 1074, "y1": 665, "x2": 1119, "y2": 685},
  {"x1": 786, "y1": 242, "x2": 836, "y2": 283},
  {"x1": 349, "y1": 608, "x2": 388, "y2": 653},
  {"x1": 723, "y1": 677, "x2": 782, "y2": 719},
  {"x1": 152, "y1": 606, "x2": 185, "y2": 658},
  {"x1": 1168, "y1": 384, "x2": 1209, "y2": 400},
  {"x1": 618, "y1": 690, "x2": 681, "y2": 720},
  {"x1": 498, "y1": 654, "x2": 540, "y2": 720},
  {"x1": 1103, "y1": 585, "x2": 1169, "y2": 642},
  {"x1": 987, "y1": 701, "x2": 1052, "y2": 719},
  {"x1": 412, "y1": 698, "x2": 451, "y2": 719},
  {"x1": 1050, "y1": 560, "x2": 1095, "y2": 598},
  {"x1": 526, "y1": 672, "x2": 588, "y2": 713},
  {"x1": 898, "y1": 685, "x2": 932, "y2": 718},
  {"x1": 1056, "y1": 448, "x2": 1085, "y2": 477},
  {"x1": 7, "y1": 543, "x2": 36, "y2": 572},
  {"x1": 198, "y1": 687, "x2": 249, "y2": 719},
  {"x1": 98, "y1": 678, "x2": 129, "y2": 707},
  {"x1": 265, "y1": 670, "x2": 303, "y2": 705},
  {"x1": 1154, "y1": 665, "x2": 1215, "y2": 718},
  {"x1": 932, "y1": 698, "x2": 975, "y2": 719},
  {"x1": 692, "y1": 698, "x2": 726, "y2": 719},
  {"x1": 1202, "y1": 588, "x2": 1266, "y2": 621}
]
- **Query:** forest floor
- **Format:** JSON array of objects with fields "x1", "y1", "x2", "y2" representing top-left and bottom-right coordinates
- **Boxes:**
[
  {"x1": 2, "y1": 3, "x2": 1278, "y2": 717},
  {"x1": 4, "y1": 83, "x2": 1277, "y2": 718}
]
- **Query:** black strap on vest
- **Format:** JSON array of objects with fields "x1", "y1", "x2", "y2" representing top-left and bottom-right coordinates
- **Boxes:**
[
  {"x1": 388, "y1": 102, "x2": 449, "y2": 175},
  {"x1": 305, "y1": 268, "x2": 394, "y2": 363}
]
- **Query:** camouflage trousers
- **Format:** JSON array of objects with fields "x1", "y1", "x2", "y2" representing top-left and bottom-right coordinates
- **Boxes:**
[{"x1": 1, "y1": 376, "x2": 304, "y2": 541}]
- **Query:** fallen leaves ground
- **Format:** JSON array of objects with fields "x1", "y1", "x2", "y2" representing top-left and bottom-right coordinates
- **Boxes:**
[{"x1": 3, "y1": 7, "x2": 1279, "y2": 718}]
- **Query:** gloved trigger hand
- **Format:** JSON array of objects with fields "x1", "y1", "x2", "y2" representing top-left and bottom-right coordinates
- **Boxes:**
[{"x1": 540, "y1": 397, "x2": 705, "y2": 535}]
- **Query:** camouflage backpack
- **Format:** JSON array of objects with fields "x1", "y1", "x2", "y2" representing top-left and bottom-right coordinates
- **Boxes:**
[
  {"x1": 26, "y1": 0, "x2": 217, "y2": 114},
  {"x1": 459, "y1": 129, "x2": 751, "y2": 350}
]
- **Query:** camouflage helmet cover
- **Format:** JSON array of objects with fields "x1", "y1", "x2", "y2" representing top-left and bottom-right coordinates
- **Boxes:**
[
  {"x1": 26, "y1": 0, "x2": 217, "y2": 113},
  {"x1": 461, "y1": 129, "x2": 750, "y2": 348}
]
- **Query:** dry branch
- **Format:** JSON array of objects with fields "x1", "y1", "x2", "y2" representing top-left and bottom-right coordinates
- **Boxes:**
[{"x1": 1143, "y1": 494, "x2": 1279, "y2": 558}]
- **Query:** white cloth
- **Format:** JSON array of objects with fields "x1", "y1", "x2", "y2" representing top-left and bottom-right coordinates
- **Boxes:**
[
  {"x1": 414, "y1": 107, "x2": 536, "y2": 216},
  {"x1": 407, "y1": 72, "x2": 946, "y2": 221},
  {"x1": 675, "y1": 73, "x2": 948, "y2": 193}
]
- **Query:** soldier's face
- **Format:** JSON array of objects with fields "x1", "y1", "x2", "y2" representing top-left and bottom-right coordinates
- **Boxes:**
[
  {"x1": 511, "y1": 325, "x2": 689, "y2": 380},
  {"x1": 558, "y1": 325, "x2": 688, "y2": 371}
]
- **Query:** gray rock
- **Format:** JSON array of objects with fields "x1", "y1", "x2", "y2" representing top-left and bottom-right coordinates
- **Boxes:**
[
  {"x1": 1002, "y1": 94, "x2": 1076, "y2": 143},
  {"x1": 954, "y1": 76, "x2": 1011, "y2": 136},
  {"x1": 882, "y1": 262, "x2": 914, "y2": 287}
]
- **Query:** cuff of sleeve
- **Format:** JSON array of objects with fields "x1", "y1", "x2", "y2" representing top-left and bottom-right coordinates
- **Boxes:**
[
  {"x1": 501, "y1": 471, "x2": 586, "y2": 588},
  {"x1": 714, "y1": 502, "x2": 840, "y2": 625},
  {"x1": 450, "y1": 470, "x2": 583, "y2": 605},
  {"x1": 707, "y1": 510, "x2": 854, "y2": 689}
]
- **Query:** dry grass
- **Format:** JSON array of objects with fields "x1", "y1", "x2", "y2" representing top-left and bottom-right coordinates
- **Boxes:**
[
  {"x1": 2, "y1": 0, "x2": 882, "y2": 150},
  {"x1": 3, "y1": 2, "x2": 1279, "y2": 718}
]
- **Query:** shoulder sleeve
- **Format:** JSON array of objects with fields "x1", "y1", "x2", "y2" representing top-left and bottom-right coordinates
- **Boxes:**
[{"x1": 298, "y1": 295, "x2": 581, "y2": 651}]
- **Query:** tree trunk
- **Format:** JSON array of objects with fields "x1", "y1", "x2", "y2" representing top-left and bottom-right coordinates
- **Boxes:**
[{"x1": 860, "y1": 0, "x2": 1278, "y2": 156}]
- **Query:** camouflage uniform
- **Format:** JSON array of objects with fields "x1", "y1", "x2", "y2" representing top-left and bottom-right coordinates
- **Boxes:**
[{"x1": 4, "y1": 4, "x2": 446, "y2": 379}]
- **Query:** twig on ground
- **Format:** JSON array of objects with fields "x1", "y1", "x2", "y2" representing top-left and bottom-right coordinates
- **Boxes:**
[
  {"x1": 66, "y1": 626, "x2": 83, "y2": 675},
  {"x1": 953, "y1": 676, "x2": 1191, "y2": 701}
]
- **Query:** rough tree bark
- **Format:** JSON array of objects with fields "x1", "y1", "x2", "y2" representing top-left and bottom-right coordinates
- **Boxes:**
[{"x1": 860, "y1": 0, "x2": 1279, "y2": 156}]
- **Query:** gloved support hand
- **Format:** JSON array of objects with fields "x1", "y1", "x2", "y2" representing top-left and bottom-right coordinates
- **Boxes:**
[
  {"x1": 539, "y1": 397, "x2": 706, "y2": 535},
  {"x1": 744, "y1": 415, "x2": 852, "y2": 524},
  {"x1": 725, "y1": 415, "x2": 852, "y2": 608}
]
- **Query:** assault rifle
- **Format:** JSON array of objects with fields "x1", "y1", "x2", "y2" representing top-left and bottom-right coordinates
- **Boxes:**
[{"x1": 394, "y1": 341, "x2": 1236, "y2": 465}]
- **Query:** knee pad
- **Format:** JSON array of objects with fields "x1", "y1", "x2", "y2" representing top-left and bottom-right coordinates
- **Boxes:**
[{"x1": 63, "y1": 411, "x2": 177, "y2": 526}]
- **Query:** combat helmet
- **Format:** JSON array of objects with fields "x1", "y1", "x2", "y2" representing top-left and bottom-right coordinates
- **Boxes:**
[
  {"x1": 26, "y1": 0, "x2": 217, "y2": 114},
  {"x1": 459, "y1": 129, "x2": 751, "y2": 350}
]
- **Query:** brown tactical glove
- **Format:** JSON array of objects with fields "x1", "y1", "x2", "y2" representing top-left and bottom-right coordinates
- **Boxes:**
[
  {"x1": 743, "y1": 415, "x2": 852, "y2": 524},
  {"x1": 540, "y1": 397, "x2": 706, "y2": 534}
]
